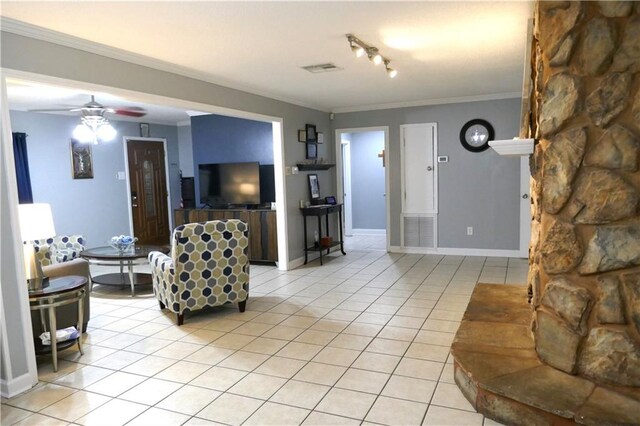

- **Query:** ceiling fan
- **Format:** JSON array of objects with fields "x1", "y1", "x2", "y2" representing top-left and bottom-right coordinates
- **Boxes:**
[{"x1": 29, "y1": 95, "x2": 147, "y2": 118}]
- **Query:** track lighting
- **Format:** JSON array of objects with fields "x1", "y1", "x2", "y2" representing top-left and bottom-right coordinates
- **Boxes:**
[{"x1": 347, "y1": 34, "x2": 397, "y2": 78}]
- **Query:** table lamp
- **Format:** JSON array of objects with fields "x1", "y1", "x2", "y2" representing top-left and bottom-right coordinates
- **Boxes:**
[{"x1": 18, "y1": 203, "x2": 56, "y2": 291}]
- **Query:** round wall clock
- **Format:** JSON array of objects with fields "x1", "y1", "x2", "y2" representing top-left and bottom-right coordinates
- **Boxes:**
[{"x1": 460, "y1": 119, "x2": 494, "y2": 152}]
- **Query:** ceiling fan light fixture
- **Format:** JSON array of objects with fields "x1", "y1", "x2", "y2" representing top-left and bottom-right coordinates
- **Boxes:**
[
  {"x1": 73, "y1": 123, "x2": 95, "y2": 143},
  {"x1": 97, "y1": 123, "x2": 117, "y2": 141}
]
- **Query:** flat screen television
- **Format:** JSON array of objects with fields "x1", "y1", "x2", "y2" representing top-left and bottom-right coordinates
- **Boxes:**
[{"x1": 199, "y1": 162, "x2": 261, "y2": 207}]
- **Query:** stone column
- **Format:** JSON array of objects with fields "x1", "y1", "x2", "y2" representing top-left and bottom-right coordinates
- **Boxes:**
[{"x1": 530, "y1": 1, "x2": 640, "y2": 387}]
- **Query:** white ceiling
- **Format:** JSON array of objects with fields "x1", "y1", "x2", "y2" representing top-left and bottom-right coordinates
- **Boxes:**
[{"x1": 1, "y1": 1, "x2": 534, "y2": 118}]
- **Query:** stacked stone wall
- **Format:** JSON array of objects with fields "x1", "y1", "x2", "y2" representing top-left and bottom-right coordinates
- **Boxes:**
[{"x1": 530, "y1": 1, "x2": 640, "y2": 387}]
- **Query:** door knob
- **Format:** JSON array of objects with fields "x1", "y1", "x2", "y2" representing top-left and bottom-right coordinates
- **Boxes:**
[
  {"x1": 427, "y1": 166, "x2": 433, "y2": 171},
  {"x1": 522, "y1": 194, "x2": 529, "y2": 199}
]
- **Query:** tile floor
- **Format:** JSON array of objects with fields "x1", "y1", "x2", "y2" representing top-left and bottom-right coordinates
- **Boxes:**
[{"x1": 2, "y1": 235, "x2": 528, "y2": 425}]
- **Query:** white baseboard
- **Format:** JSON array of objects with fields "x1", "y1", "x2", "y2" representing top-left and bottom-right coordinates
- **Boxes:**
[
  {"x1": 1, "y1": 372, "x2": 36, "y2": 398},
  {"x1": 388, "y1": 246, "x2": 524, "y2": 258},
  {"x1": 351, "y1": 229, "x2": 386, "y2": 236},
  {"x1": 287, "y1": 255, "x2": 306, "y2": 271}
]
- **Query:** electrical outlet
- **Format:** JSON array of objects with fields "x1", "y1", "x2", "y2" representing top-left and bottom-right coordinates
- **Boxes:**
[{"x1": 467, "y1": 227, "x2": 473, "y2": 236}]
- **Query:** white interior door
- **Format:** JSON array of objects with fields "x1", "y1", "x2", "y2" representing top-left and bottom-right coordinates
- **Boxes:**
[
  {"x1": 402, "y1": 124, "x2": 436, "y2": 214},
  {"x1": 519, "y1": 156, "x2": 531, "y2": 258},
  {"x1": 342, "y1": 140, "x2": 353, "y2": 236},
  {"x1": 401, "y1": 123, "x2": 437, "y2": 248}
]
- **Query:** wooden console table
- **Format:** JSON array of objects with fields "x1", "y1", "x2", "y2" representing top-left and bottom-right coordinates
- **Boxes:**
[
  {"x1": 174, "y1": 208, "x2": 277, "y2": 263},
  {"x1": 300, "y1": 204, "x2": 346, "y2": 265}
]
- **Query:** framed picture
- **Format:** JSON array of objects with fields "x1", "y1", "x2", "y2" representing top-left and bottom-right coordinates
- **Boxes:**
[
  {"x1": 70, "y1": 139, "x2": 94, "y2": 179},
  {"x1": 140, "y1": 122, "x2": 150, "y2": 137},
  {"x1": 308, "y1": 174, "x2": 320, "y2": 199},
  {"x1": 298, "y1": 130, "x2": 306, "y2": 142},
  {"x1": 305, "y1": 124, "x2": 317, "y2": 143},
  {"x1": 306, "y1": 142, "x2": 317, "y2": 159}
]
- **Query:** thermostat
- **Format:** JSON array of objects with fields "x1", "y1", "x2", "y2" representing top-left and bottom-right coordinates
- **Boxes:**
[{"x1": 437, "y1": 156, "x2": 449, "y2": 163}]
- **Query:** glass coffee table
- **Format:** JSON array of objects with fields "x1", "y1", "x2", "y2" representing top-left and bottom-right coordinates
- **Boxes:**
[{"x1": 81, "y1": 245, "x2": 169, "y2": 296}]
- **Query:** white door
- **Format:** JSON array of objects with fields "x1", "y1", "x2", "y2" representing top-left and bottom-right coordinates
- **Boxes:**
[
  {"x1": 342, "y1": 140, "x2": 353, "y2": 236},
  {"x1": 401, "y1": 123, "x2": 437, "y2": 248},
  {"x1": 519, "y1": 156, "x2": 531, "y2": 258}
]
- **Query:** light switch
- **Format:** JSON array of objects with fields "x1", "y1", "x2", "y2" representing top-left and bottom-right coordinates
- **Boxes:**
[
  {"x1": 285, "y1": 166, "x2": 292, "y2": 175},
  {"x1": 116, "y1": 171, "x2": 126, "y2": 180},
  {"x1": 292, "y1": 166, "x2": 299, "y2": 175},
  {"x1": 437, "y1": 156, "x2": 449, "y2": 163}
]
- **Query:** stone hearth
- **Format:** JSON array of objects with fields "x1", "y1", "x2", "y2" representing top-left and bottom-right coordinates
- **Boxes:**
[{"x1": 452, "y1": 284, "x2": 640, "y2": 425}]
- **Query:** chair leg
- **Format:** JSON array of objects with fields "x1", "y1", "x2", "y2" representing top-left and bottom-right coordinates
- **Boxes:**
[
  {"x1": 177, "y1": 313, "x2": 184, "y2": 326},
  {"x1": 238, "y1": 300, "x2": 247, "y2": 312},
  {"x1": 158, "y1": 300, "x2": 165, "y2": 310}
]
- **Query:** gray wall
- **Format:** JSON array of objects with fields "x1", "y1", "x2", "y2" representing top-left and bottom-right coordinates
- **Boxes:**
[
  {"x1": 1, "y1": 31, "x2": 334, "y2": 263},
  {"x1": 333, "y1": 98, "x2": 521, "y2": 250},
  {"x1": 10, "y1": 110, "x2": 181, "y2": 245},
  {"x1": 348, "y1": 131, "x2": 385, "y2": 230}
]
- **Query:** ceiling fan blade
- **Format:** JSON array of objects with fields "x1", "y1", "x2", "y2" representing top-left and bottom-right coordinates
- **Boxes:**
[
  {"x1": 28, "y1": 107, "x2": 82, "y2": 113},
  {"x1": 113, "y1": 107, "x2": 147, "y2": 117}
]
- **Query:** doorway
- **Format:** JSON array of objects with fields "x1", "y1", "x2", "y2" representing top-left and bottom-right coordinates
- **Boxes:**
[
  {"x1": 335, "y1": 127, "x2": 389, "y2": 249},
  {"x1": 125, "y1": 138, "x2": 171, "y2": 245}
]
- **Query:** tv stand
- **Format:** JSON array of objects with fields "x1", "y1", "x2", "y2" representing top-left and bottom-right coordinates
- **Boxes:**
[{"x1": 174, "y1": 208, "x2": 277, "y2": 263}]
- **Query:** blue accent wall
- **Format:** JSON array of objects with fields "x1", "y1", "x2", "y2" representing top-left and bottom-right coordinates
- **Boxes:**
[
  {"x1": 349, "y1": 131, "x2": 385, "y2": 230},
  {"x1": 191, "y1": 114, "x2": 273, "y2": 206}
]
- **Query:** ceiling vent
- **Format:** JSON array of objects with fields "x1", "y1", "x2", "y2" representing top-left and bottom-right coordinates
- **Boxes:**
[{"x1": 301, "y1": 63, "x2": 343, "y2": 73}]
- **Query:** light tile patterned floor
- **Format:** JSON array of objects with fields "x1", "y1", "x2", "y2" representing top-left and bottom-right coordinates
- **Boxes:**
[{"x1": 2, "y1": 236, "x2": 526, "y2": 425}]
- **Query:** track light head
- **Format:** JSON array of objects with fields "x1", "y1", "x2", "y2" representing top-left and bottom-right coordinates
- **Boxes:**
[
  {"x1": 351, "y1": 44, "x2": 365, "y2": 57},
  {"x1": 368, "y1": 48, "x2": 383, "y2": 65},
  {"x1": 384, "y1": 60, "x2": 397, "y2": 78}
]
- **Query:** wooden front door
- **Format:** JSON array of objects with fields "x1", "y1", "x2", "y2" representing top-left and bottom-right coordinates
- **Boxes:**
[{"x1": 127, "y1": 140, "x2": 170, "y2": 245}]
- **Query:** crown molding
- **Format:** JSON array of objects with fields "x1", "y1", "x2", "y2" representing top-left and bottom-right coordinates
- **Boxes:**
[
  {"x1": 331, "y1": 92, "x2": 522, "y2": 114},
  {"x1": 0, "y1": 18, "x2": 330, "y2": 113}
]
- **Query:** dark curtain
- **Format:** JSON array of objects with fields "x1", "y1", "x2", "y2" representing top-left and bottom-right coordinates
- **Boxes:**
[{"x1": 12, "y1": 132, "x2": 33, "y2": 203}]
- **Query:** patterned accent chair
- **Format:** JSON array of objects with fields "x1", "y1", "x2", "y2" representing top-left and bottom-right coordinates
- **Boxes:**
[
  {"x1": 148, "y1": 219, "x2": 250, "y2": 325},
  {"x1": 32, "y1": 235, "x2": 86, "y2": 266}
]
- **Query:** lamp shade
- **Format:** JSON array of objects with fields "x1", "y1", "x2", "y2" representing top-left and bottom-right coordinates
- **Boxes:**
[{"x1": 18, "y1": 203, "x2": 56, "y2": 241}]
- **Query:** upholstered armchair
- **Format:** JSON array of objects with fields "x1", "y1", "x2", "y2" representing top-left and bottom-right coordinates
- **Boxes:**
[
  {"x1": 32, "y1": 235, "x2": 86, "y2": 266},
  {"x1": 148, "y1": 219, "x2": 250, "y2": 325}
]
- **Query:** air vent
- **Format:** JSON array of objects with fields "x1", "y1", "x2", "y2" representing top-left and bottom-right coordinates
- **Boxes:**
[{"x1": 301, "y1": 63, "x2": 343, "y2": 73}]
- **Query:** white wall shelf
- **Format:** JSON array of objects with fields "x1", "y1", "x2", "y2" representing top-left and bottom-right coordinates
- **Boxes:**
[{"x1": 489, "y1": 138, "x2": 534, "y2": 157}]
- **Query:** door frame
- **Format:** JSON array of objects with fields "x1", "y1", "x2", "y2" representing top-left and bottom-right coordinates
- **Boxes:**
[
  {"x1": 334, "y1": 126, "x2": 390, "y2": 250},
  {"x1": 519, "y1": 156, "x2": 531, "y2": 258},
  {"x1": 123, "y1": 137, "x2": 173, "y2": 240},
  {"x1": 341, "y1": 139, "x2": 353, "y2": 236}
]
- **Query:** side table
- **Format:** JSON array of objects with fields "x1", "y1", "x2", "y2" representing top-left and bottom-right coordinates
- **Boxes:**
[
  {"x1": 29, "y1": 275, "x2": 87, "y2": 372},
  {"x1": 300, "y1": 204, "x2": 347, "y2": 265}
]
